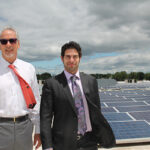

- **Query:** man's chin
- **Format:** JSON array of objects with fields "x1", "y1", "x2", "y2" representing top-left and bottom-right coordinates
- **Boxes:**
[
  {"x1": 3, "y1": 53, "x2": 16, "y2": 60},
  {"x1": 5, "y1": 55, "x2": 15, "y2": 59},
  {"x1": 68, "y1": 68, "x2": 78, "y2": 74}
]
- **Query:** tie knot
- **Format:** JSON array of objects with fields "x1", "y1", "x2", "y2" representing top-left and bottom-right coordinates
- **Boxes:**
[
  {"x1": 70, "y1": 75, "x2": 77, "y2": 83},
  {"x1": 8, "y1": 64, "x2": 15, "y2": 70}
]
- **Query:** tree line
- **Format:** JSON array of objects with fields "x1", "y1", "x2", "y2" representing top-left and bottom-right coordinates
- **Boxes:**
[
  {"x1": 91, "y1": 71, "x2": 150, "y2": 81},
  {"x1": 37, "y1": 71, "x2": 150, "y2": 81}
]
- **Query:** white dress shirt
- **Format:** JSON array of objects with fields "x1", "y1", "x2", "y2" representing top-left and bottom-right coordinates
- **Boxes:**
[{"x1": 0, "y1": 56, "x2": 40, "y2": 133}]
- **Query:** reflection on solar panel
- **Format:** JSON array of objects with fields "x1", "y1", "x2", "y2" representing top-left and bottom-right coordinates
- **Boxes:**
[{"x1": 100, "y1": 82, "x2": 150, "y2": 144}]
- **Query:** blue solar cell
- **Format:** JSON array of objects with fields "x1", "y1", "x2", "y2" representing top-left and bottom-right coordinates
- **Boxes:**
[
  {"x1": 116, "y1": 105, "x2": 150, "y2": 112},
  {"x1": 106, "y1": 101, "x2": 146, "y2": 107},
  {"x1": 101, "y1": 98, "x2": 134, "y2": 103},
  {"x1": 103, "y1": 112, "x2": 133, "y2": 121},
  {"x1": 129, "y1": 111, "x2": 150, "y2": 122},
  {"x1": 133, "y1": 97, "x2": 150, "y2": 101},
  {"x1": 101, "y1": 107, "x2": 116, "y2": 113},
  {"x1": 109, "y1": 121, "x2": 150, "y2": 140},
  {"x1": 100, "y1": 96, "x2": 120, "y2": 99},
  {"x1": 123, "y1": 95, "x2": 142, "y2": 98},
  {"x1": 122, "y1": 98, "x2": 135, "y2": 101}
]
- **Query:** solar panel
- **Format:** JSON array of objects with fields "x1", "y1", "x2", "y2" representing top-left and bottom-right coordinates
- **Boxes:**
[
  {"x1": 101, "y1": 98, "x2": 128, "y2": 102},
  {"x1": 99, "y1": 82, "x2": 150, "y2": 144},
  {"x1": 129, "y1": 111, "x2": 150, "y2": 122},
  {"x1": 145, "y1": 101, "x2": 150, "y2": 104},
  {"x1": 133, "y1": 97, "x2": 150, "y2": 101},
  {"x1": 109, "y1": 121, "x2": 150, "y2": 140},
  {"x1": 97, "y1": 78, "x2": 117, "y2": 88},
  {"x1": 105, "y1": 101, "x2": 146, "y2": 107},
  {"x1": 103, "y1": 112, "x2": 132, "y2": 121},
  {"x1": 115, "y1": 105, "x2": 150, "y2": 112},
  {"x1": 102, "y1": 99, "x2": 134, "y2": 103},
  {"x1": 101, "y1": 107, "x2": 116, "y2": 113}
]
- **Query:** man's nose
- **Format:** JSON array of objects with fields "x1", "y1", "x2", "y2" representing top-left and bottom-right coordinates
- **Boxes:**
[
  {"x1": 70, "y1": 57, "x2": 74, "y2": 62},
  {"x1": 6, "y1": 41, "x2": 12, "y2": 47}
]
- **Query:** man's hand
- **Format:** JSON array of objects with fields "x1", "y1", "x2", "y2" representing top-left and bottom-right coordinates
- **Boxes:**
[{"x1": 34, "y1": 134, "x2": 41, "y2": 149}]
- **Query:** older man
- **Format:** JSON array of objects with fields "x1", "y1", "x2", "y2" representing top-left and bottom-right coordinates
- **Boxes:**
[{"x1": 0, "y1": 27, "x2": 41, "y2": 150}]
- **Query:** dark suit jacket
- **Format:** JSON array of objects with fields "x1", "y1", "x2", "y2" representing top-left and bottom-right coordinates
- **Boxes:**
[{"x1": 40, "y1": 72, "x2": 116, "y2": 150}]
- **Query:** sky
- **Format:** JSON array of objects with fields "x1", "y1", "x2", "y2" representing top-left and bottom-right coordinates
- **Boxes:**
[{"x1": 0, "y1": 0, "x2": 150, "y2": 75}]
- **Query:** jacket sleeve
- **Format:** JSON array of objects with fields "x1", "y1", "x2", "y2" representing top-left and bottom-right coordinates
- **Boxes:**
[
  {"x1": 90, "y1": 76, "x2": 116, "y2": 148},
  {"x1": 40, "y1": 79, "x2": 54, "y2": 149}
]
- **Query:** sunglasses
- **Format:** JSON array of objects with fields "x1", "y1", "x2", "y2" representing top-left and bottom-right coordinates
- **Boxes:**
[{"x1": 0, "y1": 38, "x2": 18, "y2": 45}]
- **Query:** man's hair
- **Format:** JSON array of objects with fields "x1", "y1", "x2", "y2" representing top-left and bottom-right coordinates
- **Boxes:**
[
  {"x1": 61, "y1": 41, "x2": 82, "y2": 57},
  {"x1": 0, "y1": 27, "x2": 19, "y2": 39}
]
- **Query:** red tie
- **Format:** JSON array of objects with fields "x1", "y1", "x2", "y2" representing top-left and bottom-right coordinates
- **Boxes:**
[{"x1": 8, "y1": 64, "x2": 36, "y2": 109}]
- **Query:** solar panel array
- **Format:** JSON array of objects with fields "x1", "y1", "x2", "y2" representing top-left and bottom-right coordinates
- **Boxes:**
[{"x1": 100, "y1": 82, "x2": 150, "y2": 144}]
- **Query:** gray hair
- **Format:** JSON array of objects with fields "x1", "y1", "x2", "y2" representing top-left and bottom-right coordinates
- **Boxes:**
[{"x1": 0, "y1": 26, "x2": 19, "y2": 39}]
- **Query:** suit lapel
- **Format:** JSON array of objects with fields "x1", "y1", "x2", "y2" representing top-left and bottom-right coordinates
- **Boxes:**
[
  {"x1": 58, "y1": 72, "x2": 95, "y2": 115},
  {"x1": 80, "y1": 72, "x2": 89, "y2": 97},
  {"x1": 80, "y1": 72, "x2": 96, "y2": 107},
  {"x1": 58, "y1": 72, "x2": 77, "y2": 115}
]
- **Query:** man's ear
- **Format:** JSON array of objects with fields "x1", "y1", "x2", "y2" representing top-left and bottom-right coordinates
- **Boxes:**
[
  {"x1": 0, "y1": 41, "x2": 1, "y2": 50},
  {"x1": 17, "y1": 40, "x2": 20, "y2": 49}
]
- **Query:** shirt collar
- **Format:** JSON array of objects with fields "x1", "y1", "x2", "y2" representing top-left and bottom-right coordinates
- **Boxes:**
[
  {"x1": 13, "y1": 59, "x2": 19, "y2": 69},
  {"x1": 64, "y1": 70, "x2": 80, "y2": 81},
  {"x1": 0, "y1": 56, "x2": 18, "y2": 69}
]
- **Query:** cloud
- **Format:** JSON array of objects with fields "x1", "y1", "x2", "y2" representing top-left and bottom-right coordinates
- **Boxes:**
[
  {"x1": 79, "y1": 50, "x2": 150, "y2": 74},
  {"x1": 0, "y1": 0, "x2": 150, "y2": 73}
]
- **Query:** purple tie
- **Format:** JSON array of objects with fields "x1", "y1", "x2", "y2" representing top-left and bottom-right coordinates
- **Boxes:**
[{"x1": 71, "y1": 76, "x2": 87, "y2": 135}]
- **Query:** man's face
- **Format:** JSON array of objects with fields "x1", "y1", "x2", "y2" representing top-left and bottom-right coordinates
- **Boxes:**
[
  {"x1": 61, "y1": 48, "x2": 81, "y2": 74},
  {"x1": 0, "y1": 29, "x2": 20, "y2": 63}
]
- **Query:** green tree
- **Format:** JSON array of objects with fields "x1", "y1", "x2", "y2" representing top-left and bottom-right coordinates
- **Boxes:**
[
  {"x1": 40, "y1": 72, "x2": 51, "y2": 80},
  {"x1": 112, "y1": 71, "x2": 127, "y2": 81},
  {"x1": 137, "y1": 72, "x2": 144, "y2": 80},
  {"x1": 145, "y1": 73, "x2": 150, "y2": 80},
  {"x1": 36, "y1": 74, "x2": 41, "y2": 80},
  {"x1": 36, "y1": 72, "x2": 51, "y2": 80},
  {"x1": 128, "y1": 72, "x2": 137, "y2": 80}
]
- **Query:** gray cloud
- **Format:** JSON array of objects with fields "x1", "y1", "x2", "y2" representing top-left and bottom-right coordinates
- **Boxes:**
[
  {"x1": 79, "y1": 50, "x2": 150, "y2": 74},
  {"x1": 0, "y1": 0, "x2": 150, "y2": 73}
]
